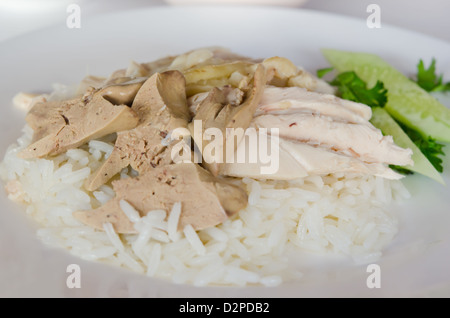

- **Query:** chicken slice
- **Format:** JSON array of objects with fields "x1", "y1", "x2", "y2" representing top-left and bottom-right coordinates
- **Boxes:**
[
  {"x1": 287, "y1": 67, "x2": 336, "y2": 95},
  {"x1": 255, "y1": 86, "x2": 372, "y2": 123},
  {"x1": 188, "y1": 86, "x2": 369, "y2": 123},
  {"x1": 279, "y1": 139, "x2": 403, "y2": 179},
  {"x1": 74, "y1": 163, "x2": 248, "y2": 233},
  {"x1": 252, "y1": 113, "x2": 413, "y2": 166},
  {"x1": 220, "y1": 130, "x2": 402, "y2": 180},
  {"x1": 220, "y1": 130, "x2": 307, "y2": 179}
]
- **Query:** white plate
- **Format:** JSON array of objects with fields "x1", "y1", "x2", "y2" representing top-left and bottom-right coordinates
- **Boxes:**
[{"x1": 0, "y1": 6, "x2": 449, "y2": 298}]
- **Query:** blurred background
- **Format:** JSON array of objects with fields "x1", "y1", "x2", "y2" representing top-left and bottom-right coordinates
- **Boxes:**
[{"x1": 0, "y1": 0, "x2": 449, "y2": 43}]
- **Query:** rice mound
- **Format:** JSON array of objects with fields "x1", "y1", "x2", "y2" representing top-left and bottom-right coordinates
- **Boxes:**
[{"x1": 0, "y1": 123, "x2": 410, "y2": 287}]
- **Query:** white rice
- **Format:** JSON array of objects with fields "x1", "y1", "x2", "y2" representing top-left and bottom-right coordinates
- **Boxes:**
[
  {"x1": 184, "y1": 224, "x2": 207, "y2": 256},
  {"x1": 0, "y1": 125, "x2": 410, "y2": 287}
]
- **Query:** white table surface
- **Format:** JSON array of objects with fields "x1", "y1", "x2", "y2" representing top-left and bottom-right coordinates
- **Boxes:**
[{"x1": 1, "y1": 0, "x2": 449, "y2": 44}]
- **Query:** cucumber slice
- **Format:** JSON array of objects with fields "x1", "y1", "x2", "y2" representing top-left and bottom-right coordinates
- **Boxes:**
[
  {"x1": 322, "y1": 49, "x2": 450, "y2": 142},
  {"x1": 370, "y1": 107, "x2": 445, "y2": 184}
]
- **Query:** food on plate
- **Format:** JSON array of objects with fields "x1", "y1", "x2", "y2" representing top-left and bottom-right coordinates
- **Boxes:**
[
  {"x1": 413, "y1": 58, "x2": 450, "y2": 93},
  {"x1": 370, "y1": 107, "x2": 444, "y2": 184},
  {"x1": 190, "y1": 84, "x2": 413, "y2": 180},
  {"x1": 75, "y1": 162, "x2": 247, "y2": 233},
  {"x1": 3, "y1": 47, "x2": 446, "y2": 287},
  {"x1": 321, "y1": 49, "x2": 449, "y2": 184},
  {"x1": 188, "y1": 64, "x2": 267, "y2": 176},
  {"x1": 19, "y1": 81, "x2": 141, "y2": 159},
  {"x1": 322, "y1": 49, "x2": 450, "y2": 142},
  {"x1": 84, "y1": 71, "x2": 190, "y2": 191}
]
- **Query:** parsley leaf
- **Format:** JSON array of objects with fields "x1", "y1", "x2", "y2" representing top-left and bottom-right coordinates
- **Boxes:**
[
  {"x1": 316, "y1": 67, "x2": 334, "y2": 78},
  {"x1": 415, "y1": 58, "x2": 450, "y2": 92},
  {"x1": 389, "y1": 165, "x2": 414, "y2": 175},
  {"x1": 399, "y1": 122, "x2": 445, "y2": 173},
  {"x1": 329, "y1": 71, "x2": 388, "y2": 107}
]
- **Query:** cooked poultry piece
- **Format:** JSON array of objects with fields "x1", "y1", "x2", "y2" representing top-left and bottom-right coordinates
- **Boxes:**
[
  {"x1": 254, "y1": 86, "x2": 372, "y2": 122},
  {"x1": 220, "y1": 131, "x2": 403, "y2": 180},
  {"x1": 252, "y1": 113, "x2": 412, "y2": 166},
  {"x1": 188, "y1": 84, "x2": 412, "y2": 180}
]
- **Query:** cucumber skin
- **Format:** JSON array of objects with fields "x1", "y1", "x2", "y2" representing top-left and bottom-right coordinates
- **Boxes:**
[
  {"x1": 322, "y1": 49, "x2": 450, "y2": 142},
  {"x1": 370, "y1": 107, "x2": 444, "y2": 184}
]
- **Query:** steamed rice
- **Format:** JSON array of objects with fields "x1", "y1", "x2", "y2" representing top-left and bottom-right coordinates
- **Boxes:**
[{"x1": 0, "y1": 123, "x2": 410, "y2": 287}]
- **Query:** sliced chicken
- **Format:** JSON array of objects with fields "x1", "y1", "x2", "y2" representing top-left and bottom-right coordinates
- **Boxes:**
[
  {"x1": 188, "y1": 87, "x2": 359, "y2": 122},
  {"x1": 252, "y1": 113, "x2": 413, "y2": 166},
  {"x1": 84, "y1": 70, "x2": 191, "y2": 191},
  {"x1": 220, "y1": 130, "x2": 308, "y2": 179},
  {"x1": 279, "y1": 139, "x2": 402, "y2": 179},
  {"x1": 75, "y1": 162, "x2": 248, "y2": 233},
  {"x1": 221, "y1": 131, "x2": 403, "y2": 180},
  {"x1": 288, "y1": 67, "x2": 336, "y2": 95},
  {"x1": 255, "y1": 86, "x2": 372, "y2": 123},
  {"x1": 188, "y1": 84, "x2": 411, "y2": 180}
]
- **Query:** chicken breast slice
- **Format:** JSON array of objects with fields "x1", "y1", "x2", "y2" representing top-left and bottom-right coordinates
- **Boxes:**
[
  {"x1": 279, "y1": 139, "x2": 403, "y2": 179},
  {"x1": 252, "y1": 113, "x2": 413, "y2": 166},
  {"x1": 221, "y1": 130, "x2": 402, "y2": 180},
  {"x1": 255, "y1": 86, "x2": 372, "y2": 123},
  {"x1": 189, "y1": 86, "x2": 371, "y2": 123},
  {"x1": 188, "y1": 80, "x2": 411, "y2": 181}
]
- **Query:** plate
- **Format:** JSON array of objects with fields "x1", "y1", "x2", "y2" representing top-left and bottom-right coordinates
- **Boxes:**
[{"x1": 0, "y1": 6, "x2": 449, "y2": 298}]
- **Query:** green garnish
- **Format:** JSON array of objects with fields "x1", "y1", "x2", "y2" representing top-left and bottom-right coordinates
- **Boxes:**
[
  {"x1": 327, "y1": 67, "x2": 446, "y2": 178},
  {"x1": 316, "y1": 67, "x2": 334, "y2": 79},
  {"x1": 399, "y1": 122, "x2": 445, "y2": 173},
  {"x1": 370, "y1": 107, "x2": 444, "y2": 184},
  {"x1": 414, "y1": 58, "x2": 450, "y2": 93},
  {"x1": 390, "y1": 165, "x2": 414, "y2": 175},
  {"x1": 329, "y1": 71, "x2": 387, "y2": 108},
  {"x1": 322, "y1": 49, "x2": 450, "y2": 142}
]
